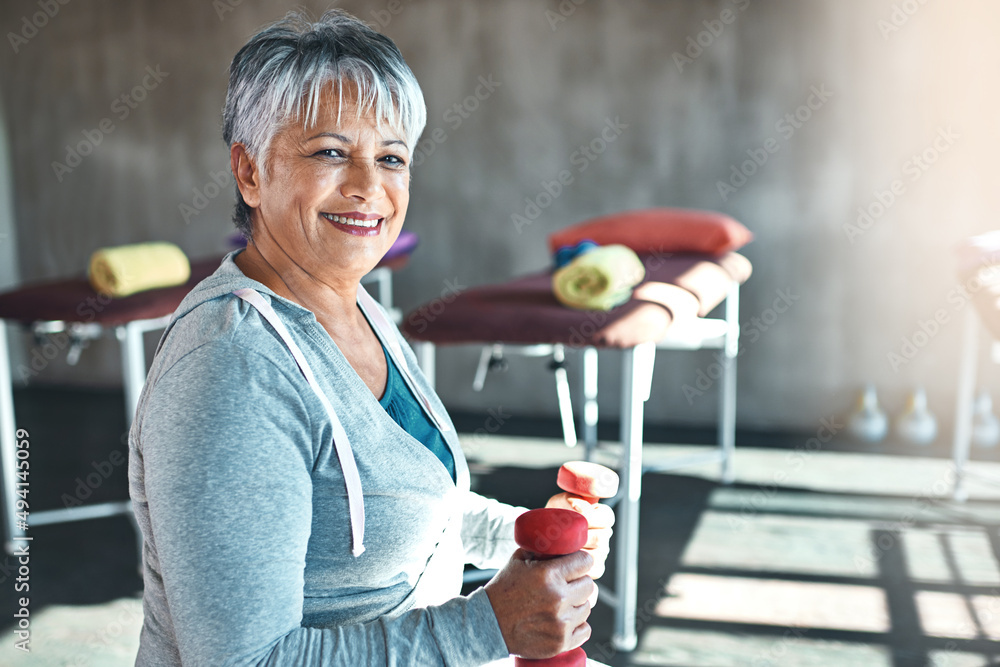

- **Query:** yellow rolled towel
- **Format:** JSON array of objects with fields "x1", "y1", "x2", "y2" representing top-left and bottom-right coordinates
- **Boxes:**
[
  {"x1": 552, "y1": 244, "x2": 646, "y2": 311},
  {"x1": 88, "y1": 242, "x2": 191, "y2": 297}
]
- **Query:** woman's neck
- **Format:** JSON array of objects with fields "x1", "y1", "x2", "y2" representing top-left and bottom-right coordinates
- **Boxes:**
[{"x1": 233, "y1": 240, "x2": 365, "y2": 333}]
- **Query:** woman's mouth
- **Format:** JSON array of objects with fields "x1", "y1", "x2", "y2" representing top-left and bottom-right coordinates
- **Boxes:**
[{"x1": 321, "y1": 213, "x2": 383, "y2": 236}]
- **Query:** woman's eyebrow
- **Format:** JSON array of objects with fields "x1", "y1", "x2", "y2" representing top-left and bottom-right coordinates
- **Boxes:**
[
  {"x1": 305, "y1": 132, "x2": 406, "y2": 148},
  {"x1": 307, "y1": 131, "x2": 351, "y2": 142}
]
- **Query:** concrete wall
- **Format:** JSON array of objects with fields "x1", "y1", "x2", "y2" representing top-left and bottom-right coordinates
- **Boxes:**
[{"x1": 1, "y1": 0, "x2": 998, "y2": 433}]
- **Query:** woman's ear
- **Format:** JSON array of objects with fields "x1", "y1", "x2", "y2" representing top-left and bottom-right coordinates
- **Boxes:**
[{"x1": 230, "y1": 143, "x2": 261, "y2": 209}]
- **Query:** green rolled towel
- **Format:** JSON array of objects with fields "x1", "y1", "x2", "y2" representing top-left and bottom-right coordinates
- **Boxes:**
[
  {"x1": 87, "y1": 242, "x2": 191, "y2": 297},
  {"x1": 552, "y1": 244, "x2": 646, "y2": 311}
]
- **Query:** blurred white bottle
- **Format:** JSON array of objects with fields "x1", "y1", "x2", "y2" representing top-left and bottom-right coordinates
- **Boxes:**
[
  {"x1": 896, "y1": 386, "x2": 938, "y2": 446},
  {"x1": 972, "y1": 390, "x2": 1000, "y2": 449},
  {"x1": 848, "y1": 384, "x2": 888, "y2": 442}
]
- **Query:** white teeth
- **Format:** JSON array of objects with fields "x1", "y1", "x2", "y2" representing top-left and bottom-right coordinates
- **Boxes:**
[{"x1": 325, "y1": 213, "x2": 379, "y2": 228}]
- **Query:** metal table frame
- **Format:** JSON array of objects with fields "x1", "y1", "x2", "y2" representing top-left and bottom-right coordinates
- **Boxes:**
[
  {"x1": 0, "y1": 315, "x2": 169, "y2": 555},
  {"x1": 413, "y1": 280, "x2": 740, "y2": 651}
]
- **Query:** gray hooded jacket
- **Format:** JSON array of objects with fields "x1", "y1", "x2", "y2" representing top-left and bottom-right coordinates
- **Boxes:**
[{"x1": 128, "y1": 249, "x2": 521, "y2": 666}]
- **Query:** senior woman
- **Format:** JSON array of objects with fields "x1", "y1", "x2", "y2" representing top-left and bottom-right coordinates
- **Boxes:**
[{"x1": 128, "y1": 10, "x2": 612, "y2": 666}]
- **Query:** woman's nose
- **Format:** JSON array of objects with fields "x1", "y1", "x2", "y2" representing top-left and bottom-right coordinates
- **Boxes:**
[{"x1": 340, "y1": 159, "x2": 385, "y2": 201}]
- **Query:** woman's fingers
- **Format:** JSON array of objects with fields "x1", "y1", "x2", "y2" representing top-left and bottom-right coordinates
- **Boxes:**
[
  {"x1": 585, "y1": 526, "x2": 613, "y2": 550},
  {"x1": 545, "y1": 493, "x2": 616, "y2": 528},
  {"x1": 558, "y1": 550, "x2": 595, "y2": 589},
  {"x1": 485, "y1": 549, "x2": 596, "y2": 659},
  {"x1": 545, "y1": 491, "x2": 586, "y2": 512},
  {"x1": 587, "y1": 502, "x2": 616, "y2": 528},
  {"x1": 544, "y1": 493, "x2": 615, "y2": 579}
]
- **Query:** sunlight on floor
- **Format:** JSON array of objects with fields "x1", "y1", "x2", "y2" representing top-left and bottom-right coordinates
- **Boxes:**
[
  {"x1": 927, "y1": 649, "x2": 1000, "y2": 666},
  {"x1": 655, "y1": 573, "x2": 890, "y2": 633},
  {"x1": 916, "y1": 591, "x2": 1000, "y2": 640},
  {"x1": 904, "y1": 528, "x2": 1000, "y2": 587},
  {"x1": 631, "y1": 626, "x2": 894, "y2": 667},
  {"x1": 680, "y1": 510, "x2": 883, "y2": 578}
]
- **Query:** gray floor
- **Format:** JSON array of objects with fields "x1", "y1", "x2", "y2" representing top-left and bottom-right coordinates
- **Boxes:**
[
  {"x1": 468, "y1": 437, "x2": 1000, "y2": 667},
  {"x1": 3, "y1": 427, "x2": 1000, "y2": 666}
]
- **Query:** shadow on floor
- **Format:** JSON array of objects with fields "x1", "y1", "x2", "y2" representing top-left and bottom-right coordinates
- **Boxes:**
[{"x1": 3, "y1": 387, "x2": 1000, "y2": 666}]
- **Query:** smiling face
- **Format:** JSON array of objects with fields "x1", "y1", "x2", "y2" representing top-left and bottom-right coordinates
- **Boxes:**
[{"x1": 236, "y1": 81, "x2": 411, "y2": 283}]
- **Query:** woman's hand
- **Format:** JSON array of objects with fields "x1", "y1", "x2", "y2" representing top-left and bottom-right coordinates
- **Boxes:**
[
  {"x1": 484, "y1": 548, "x2": 595, "y2": 659},
  {"x1": 545, "y1": 492, "x2": 615, "y2": 580}
]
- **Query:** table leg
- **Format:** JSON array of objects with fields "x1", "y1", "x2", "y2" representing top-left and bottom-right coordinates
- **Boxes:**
[
  {"x1": 552, "y1": 345, "x2": 577, "y2": 448},
  {"x1": 612, "y1": 342, "x2": 654, "y2": 651},
  {"x1": 582, "y1": 347, "x2": 599, "y2": 460},
  {"x1": 952, "y1": 308, "x2": 979, "y2": 503},
  {"x1": 719, "y1": 282, "x2": 739, "y2": 484},
  {"x1": 0, "y1": 321, "x2": 25, "y2": 554},
  {"x1": 116, "y1": 323, "x2": 148, "y2": 427},
  {"x1": 116, "y1": 322, "x2": 149, "y2": 567}
]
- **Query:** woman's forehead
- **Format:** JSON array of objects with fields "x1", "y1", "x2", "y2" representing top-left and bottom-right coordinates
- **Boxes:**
[
  {"x1": 267, "y1": 105, "x2": 397, "y2": 148},
  {"x1": 298, "y1": 82, "x2": 405, "y2": 142}
]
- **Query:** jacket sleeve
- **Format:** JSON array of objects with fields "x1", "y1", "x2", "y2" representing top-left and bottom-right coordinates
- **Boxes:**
[
  {"x1": 137, "y1": 339, "x2": 509, "y2": 667},
  {"x1": 459, "y1": 491, "x2": 526, "y2": 570}
]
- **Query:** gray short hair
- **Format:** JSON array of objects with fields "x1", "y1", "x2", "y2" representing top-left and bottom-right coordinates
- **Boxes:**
[{"x1": 222, "y1": 9, "x2": 426, "y2": 241}]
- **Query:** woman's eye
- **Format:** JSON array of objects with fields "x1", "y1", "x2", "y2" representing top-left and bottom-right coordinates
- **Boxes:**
[
  {"x1": 315, "y1": 149, "x2": 344, "y2": 159},
  {"x1": 380, "y1": 155, "x2": 407, "y2": 168}
]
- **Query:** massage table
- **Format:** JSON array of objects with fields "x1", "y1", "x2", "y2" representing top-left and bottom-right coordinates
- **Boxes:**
[
  {"x1": 0, "y1": 234, "x2": 418, "y2": 556},
  {"x1": 402, "y1": 250, "x2": 752, "y2": 650}
]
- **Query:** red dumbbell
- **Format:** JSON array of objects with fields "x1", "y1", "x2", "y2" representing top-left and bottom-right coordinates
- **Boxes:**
[
  {"x1": 549, "y1": 461, "x2": 619, "y2": 583},
  {"x1": 556, "y1": 461, "x2": 620, "y2": 506},
  {"x1": 513, "y1": 508, "x2": 589, "y2": 667},
  {"x1": 512, "y1": 462, "x2": 618, "y2": 666}
]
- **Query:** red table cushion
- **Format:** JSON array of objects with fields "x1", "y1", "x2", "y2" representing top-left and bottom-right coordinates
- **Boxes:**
[
  {"x1": 548, "y1": 208, "x2": 753, "y2": 257},
  {"x1": 403, "y1": 253, "x2": 751, "y2": 349}
]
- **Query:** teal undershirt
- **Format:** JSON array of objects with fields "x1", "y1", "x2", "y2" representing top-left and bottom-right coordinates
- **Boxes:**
[{"x1": 378, "y1": 343, "x2": 456, "y2": 482}]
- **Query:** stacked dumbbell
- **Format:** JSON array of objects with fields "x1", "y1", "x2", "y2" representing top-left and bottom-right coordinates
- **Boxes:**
[{"x1": 513, "y1": 461, "x2": 619, "y2": 667}]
